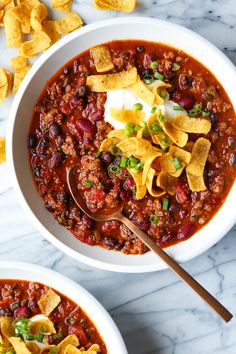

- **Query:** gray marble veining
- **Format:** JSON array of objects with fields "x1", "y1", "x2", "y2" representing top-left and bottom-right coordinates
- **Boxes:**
[{"x1": 0, "y1": 1, "x2": 236, "y2": 353}]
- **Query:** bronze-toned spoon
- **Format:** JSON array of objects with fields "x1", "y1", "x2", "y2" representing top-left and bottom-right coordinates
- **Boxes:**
[{"x1": 66, "y1": 166, "x2": 233, "y2": 323}]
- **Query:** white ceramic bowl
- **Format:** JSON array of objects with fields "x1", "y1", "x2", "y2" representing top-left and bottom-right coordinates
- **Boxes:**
[
  {"x1": 0, "y1": 261, "x2": 127, "y2": 353},
  {"x1": 7, "y1": 17, "x2": 236, "y2": 273}
]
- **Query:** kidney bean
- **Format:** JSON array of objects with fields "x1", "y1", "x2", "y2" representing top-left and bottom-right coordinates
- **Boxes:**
[
  {"x1": 82, "y1": 102, "x2": 95, "y2": 118},
  {"x1": 14, "y1": 306, "x2": 31, "y2": 319},
  {"x1": 123, "y1": 177, "x2": 134, "y2": 190},
  {"x1": 179, "y1": 96, "x2": 195, "y2": 110},
  {"x1": 36, "y1": 138, "x2": 50, "y2": 158},
  {"x1": 49, "y1": 151, "x2": 65, "y2": 169},
  {"x1": 179, "y1": 74, "x2": 193, "y2": 90},
  {"x1": 28, "y1": 300, "x2": 38, "y2": 311},
  {"x1": 70, "y1": 96, "x2": 79, "y2": 109},
  {"x1": 27, "y1": 134, "x2": 37, "y2": 149},
  {"x1": 177, "y1": 223, "x2": 196, "y2": 240},
  {"x1": 143, "y1": 53, "x2": 155, "y2": 69},
  {"x1": 120, "y1": 191, "x2": 129, "y2": 201},
  {"x1": 49, "y1": 123, "x2": 61, "y2": 138},
  {"x1": 67, "y1": 121, "x2": 83, "y2": 141},
  {"x1": 114, "y1": 242, "x2": 125, "y2": 250},
  {"x1": 100, "y1": 152, "x2": 112, "y2": 165},
  {"x1": 89, "y1": 110, "x2": 103, "y2": 122},
  {"x1": 83, "y1": 135, "x2": 93, "y2": 147},
  {"x1": 76, "y1": 119, "x2": 94, "y2": 133},
  {"x1": 169, "y1": 203, "x2": 180, "y2": 213},
  {"x1": 176, "y1": 184, "x2": 188, "y2": 204},
  {"x1": 76, "y1": 85, "x2": 88, "y2": 98},
  {"x1": 229, "y1": 153, "x2": 236, "y2": 166}
]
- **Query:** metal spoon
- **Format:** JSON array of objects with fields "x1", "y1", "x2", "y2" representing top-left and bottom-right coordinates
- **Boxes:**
[{"x1": 66, "y1": 166, "x2": 233, "y2": 322}]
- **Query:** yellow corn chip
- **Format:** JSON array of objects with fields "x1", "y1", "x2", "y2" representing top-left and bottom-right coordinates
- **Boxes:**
[
  {"x1": 26, "y1": 342, "x2": 40, "y2": 354},
  {"x1": 0, "y1": 68, "x2": 11, "y2": 104},
  {"x1": 37, "y1": 288, "x2": 61, "y2": 316},
  {"x1": 10, "y1": 3, "x2": 31, "y2": 33},
  {"x1": 20, "y1": 31, "x2": 51, "y2": 57},
  {"x1": 86, "y1": 67, "x2": 137, "y2": 92},
  {"x1": 117, "y1": 137, "x2": 137, "y2": 157},
  {"x1": 87, "y1": 344, "x2": 100, "y2": 352},
  {"x1": 30, "y1": 319, "x2": 56, "y2": 335},
  {"x1": 4, "y1": 11, "x2": 22, "y2": 47},
  {"x1": 30, "y1": 2, "x2": 48, "y2": 32},
  {"x1": 63, "y1": 345, "x2": 81, "y2": 354},
  {"x1": 0, "y1": 9, "x2": 4, "y2": 19},
  {"x1": 90, "y1": 45, "x2": 114, "y2": 73},
  {"x1": 173, "y1": 115, "x2": 211, "y2": 134},
  {"x1": 107, "y1": 129, "x2": 127, "y2": 140},
  {"x1": 156, "y1": 172, "x2": 177, "y2": 195},
  {"x1": 152, "y1": 82, "x2": 171, "y2": 105},
  {"x1": 42, "y1": 20, "x2": 60, "y2": 44},
  {"x1": 134, "y1": 138, "x2": 160, "y2": 160},
  {"x1": 99, "y1": 137, "x2": 121, "y2": 151},
  {"x1": 129, "y1": 77, "x2": 155, "y2": 106},
  {"x1": 54, "y1": 1, "x2": 72, "y2": 12},
  {"x1": 0, "y1": 138, "x2": 6, "y2": 163},
  {"x1": 146, "y1": 167, "x2": 165, "y2": 197},
  {"x1": 10, "y1": 56, "x2": 28, "y2": 71},
  {"x1": 39, "y1": 346, "x2": 57, "y2": 354},
  {"x1": 157, "y1": 114, "x2": 188, "y2": 148},
  {"x1": 169, "y1": 145, "x2": 191, "y2": 165},
  {"x1": 57, "y1": 335, "x2": 79, "y2": 354},
  {"x1": 0, "y1": 67, "x2": 8, "y2": 87},
  {"x1": 142, "y1": 154, "x2": 160, "y2": 185},
  {"x1": 0, "y1": 317, "x2": 13, "y2": 338},
  {"x1": 186, "y1": 138, "x2": 211, "y2": 177},
  {"x1": 128, "y1": 169, "x2": 146, "y2": 200},
  {"x1": 19, "y1": 0, "x2": 38, "y2": 10},
  {"x1": 93, "y1": 0, "x2": 136, "y2": 12},
  {"x1": 55, "y1": 11, "x2": 83, "y2": 34},
  {"x1": 0, "y1": 0, "x2": 11, "y2": 10},
  {"x1": 187, "y1": 172, "x2": 206, "y2": 192},
  {"x1": 5, "y1": 70, "x2": 12, "y2": 96},
  {"x1": 110, "y1": 107, "x2": 144, "y2": 125},
  {"x1": 13, "y1": 66, "x2": 31, "y2": 93},
  {"x1": 51, "y1": 0, "x2": 70, "y2": 7},
  {"x1": 9, "y1": 337, "x2": 31, "y2": 354}
]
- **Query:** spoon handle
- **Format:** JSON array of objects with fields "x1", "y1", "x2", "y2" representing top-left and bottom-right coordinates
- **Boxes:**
[{"x1": 119, "y1": 214, "x2": 233, "y2": 323}]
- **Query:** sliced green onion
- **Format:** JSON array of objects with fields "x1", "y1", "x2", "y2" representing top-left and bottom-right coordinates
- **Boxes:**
[
  {"x1": 161, "y1": 135, "x2": 170, "y2": 148},
  {"x1": 162, "y1": 198, "x2": 169, "y2": 211},
  {"x1": 154, "y1": 71, "x2": 164, "y2": 81},
  {"x1": 84, "y1": 180, "x2": 93, "y2": 188},
  {"x1": 25, "y1": 334, "x2": 35, "y2": 341},
  {"x1": 134, "y1": 125, "x2": 141, "y2": 132},
  {"x1": 143, "y1": 128, "x2": 150, "y2": 138},
  {"x1": 151, "y1": 121, "x2": 162, "y2": 133},
  {"x1": 150, "y1": 61, "x2": 158, "y2": 70},
  {"x1": 53, "y1": 333, "x2": 63, "y2": 340},
  {"x1": 172, "y1": 62, "x2": 180, "y2": 71},
  {"x1": 108, "y1": 164, "x2": 121, "y2": 177},
  {"x1": 127, "y1": 156, "x2": 139, "y2": 168},
  {"x1": 50, "y1": 346, "x2": 58, "y2": 354},
  {"x1": 95, "y1": 151, "x2": 101, "y2": 158},
  {"x1": 142, "y1": 70, "x2": 154, "y2": 84},
  {"x1": 202, "y1": 110, "x2": 210, "y2": 117},
  {"x1": 140, "y1": 121, "x2": 147, "y2": 128},
  {"x1": 132, "y1": 103, "x2": 143, "y2": 111},
  {"x1": 109, "y1": 144, "x2": 121, "y2": 155},
  {"x1": 151, "y1": 106, "x2": 157, "y2": 114},
  {"x1": 188, "y1": 103, "x2": 202, "y2": 117},
  {"x1": 173, "y1": 105, "x2": 184, "y2": 111},
  {"x1": 149, "y1": 214, "x2": 160, "y2": 224},
  {"x1": 158, "y1": 113, "x2": 166, "y2": 124},
  {"x1": 120, "y1": 156, "x2": 127, "y2": 168},
  {"x1": 130, "y1": 162, "x2": 144, "y2": 173},
  {"x1": 173, "y1": 157, "x2": 182, "y2": 170},
  {"x1": 35, "y1": 333, "x2": 44, "y2": 343},
  {"x1": 159, "y1": 88, "x2": 168, "y2": 99},
  {"x1": 124, "y1": 123, "x2": 135, "y2": 136}
]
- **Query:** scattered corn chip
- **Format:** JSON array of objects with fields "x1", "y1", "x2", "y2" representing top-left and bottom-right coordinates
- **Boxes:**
[
  {"x1": 13, "y1": 66, "x2": 31, "y2": 93},
  {"x1": 129, "y1": 77, "x2": 155, "y2": 106},
  {"x1": 186, "y1": 138, "x2": 211, "y2": 177},
  {"x1": 37, "y1": 288, "x2": 61, "y2": 316},
  {"x1": 156, "y1": 172, "x2": 177, "y2": 196},
  {"x1": 0, "y1": 0, "x2": 11, "y2": 10},
  {"x1": 30, "y1": 318, "x2": 56, "y2": 335},
  {"x1": 42, "y1": 20, "x2": 60, "y2": 44},
  {"x1": 0, "y1": 317, "x2": 13, "y2": 337},
  {"x1": 30, "y1": 2, "x2": 48, "y2": 32},
  {"x1": 94, "y1": 0, "x2": 136, "y2": 12},
  {"x1": 55, "y1": 11, "x2": 83, "y2": 34},
  {"x1": 9, "y1": 337, "x2": 31, "y2": 354},
  {"x1": 90, "y1": 45, "x2": 114, "y2": 73},
  {"x1": 128, "y1": 169, "x2": 146, "y2": 200},
  {"x1": 10, "y1": 3, "x2": 31, "y2": 33},
  {"x1": 87, "y1": 67, "x2": 137, "y2": 92},
  {"x1": 4, "y1": 11, "x2": 22, "y2": 47},
  {"x1": 157, "y1": 114, "x2": 188, "y2": 148},
  {"x1": 110, "y1": 107, "x2": 144, "y2": 125},
  {"x1": 10, "y1": 55, "x2": 28, "y2": 71},
  {"x1": 20, "y1": 31, "x2": 51, "y2": 57},
  {"x1": 187, "y1": 172, "x2": 206, "y2": 192},
  {"x1": 0, "y1": 138, "x2": 6, "y2": 164},
  {"x1": 55, "y1": 1, "x2": 72, "y2": 12},
  {"x1": 173, "y1": 115, "x2": 211, "y2": 134},
  {"x1": 57, "y1": 335, "x2": 79, "y2": 354},
  {"x1": 146, "y1": 167, "x2": 165, "y2": 197},
  {"x1": 26, "y1": 342, "x2": 40, "y2": 354}
]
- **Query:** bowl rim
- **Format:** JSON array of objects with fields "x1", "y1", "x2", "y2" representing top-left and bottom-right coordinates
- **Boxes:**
[
  {"x1": 6, "y1": 16, "x2": 236, "y2": 273},
  {"x1": 0, "y1": 261, "x2": 128, "y2": 353}
]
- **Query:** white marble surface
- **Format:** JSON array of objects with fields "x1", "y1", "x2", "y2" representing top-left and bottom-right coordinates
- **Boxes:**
[{"x1": 1, "y1": 1, "x2": 236, "y2": 353}]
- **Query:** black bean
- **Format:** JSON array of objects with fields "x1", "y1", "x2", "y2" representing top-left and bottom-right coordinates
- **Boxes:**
[
  {"x1": 228, "y1": 136, "x2": 236, "y2": 148},
  {"x1": 49, "y1": 123, "x2": 61, "y2": 138},
  {"x1": 103, "y1": 237, "x2": 117, "y2": 248},
  {"x1": 27, "y1": 134, "x2": 37, "y2": 149},
  {"x1": 33, "y1": 166, "x2": 41, "y2": 177},
  {"x1": 0, "y1": 308, "x2": 12, "y2": 317},
  {"x1": 210, "y1": 113, "x2": 218, "y2": 125},
  {"x1": 114, "y1": 242, "x2": 124, "y2": 250},
  {"x1": 136, "y1": 45, "x2": 145, "y2": 53},
  {"x1": 100, "y1": 152, "x2": 112, "y2": 165},
  {"x1": 49, "y1": 151, "x2": 65, "y2": 169},
  {"x1": 63, "y1": 67, "x2": 70, "y2": 75},
  {"x1": 76, "y1": 85, "x2": 88, "y2": 98}
]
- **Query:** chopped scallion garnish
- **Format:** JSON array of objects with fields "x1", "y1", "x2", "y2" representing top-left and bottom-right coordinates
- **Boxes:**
[
  {"x1": 154, "y1": 71, "x2": 164, "y2": 81},
  {"x1": 149, "y1": 214, "x2": 160, "y2": 224},
  {"x1": 158, "y1": 113, "x2": 166, "y2": 124},
  {"x1": 188, "y1": 103, "x2": 202, "y2": 117},
  {"x1": 134, "y1": 125, "x2": 141, "y2": 132},
  {"x1": 109, "y1": 144, "x2": 121, "y2": 155},
  {"x1": 202, "y1": 110, "x2": 210, "y2": 117},
  {"x1": 50, "y1": 346, "x2": 58, "y2": 354},
  {"x1": 120, "y1": 156, "x2": 127, "y2": 168},
  {"x1": 173, "y1": 157, "x2": 182, "y2": 170},
  {"x1": 151, "y1": 106, "x2": 157, "y2": 114},
  {"x1": 159, "y1": 88, "x2": 168, "y2": 99},
  {"x1": 150, "y1": 61, "x2": 158, "y2": 70},
  {"x1": 151, "y1": 121, "x2": 162, "y2": 133},
  {"x1": 95, "y1": 151, "x2": 101, "y2": 158},
  {"x1": 172, "y1": 62, "x2": 180, "y2": 71},
  {"x1": 84, "y1": 180, "x2": 93, "y2": 188},
  {"x1": 124, "y1": 123, "x2": 135, "y2": 136},
  {"x1": 173, "y1": 105, "x2": 184, "y2": 111},
  {"x1": 132, "y1": 103, "x2": 143, "y2": 111},
  {"x1": 107, "y1": 164, "x2": 122, "y2": 177},
  {"x1": 162, "y1": 198, "x2": 169, "y2": 211},
  {"x1": 140, "y1": 121, "x2": 147, "y2": 128},
  {"x1": 35, "y1": 333, "x2": 44, "y2": 343},
  {"x1": 127, "y1": 156, "x2": 139, "y2": 168}
]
